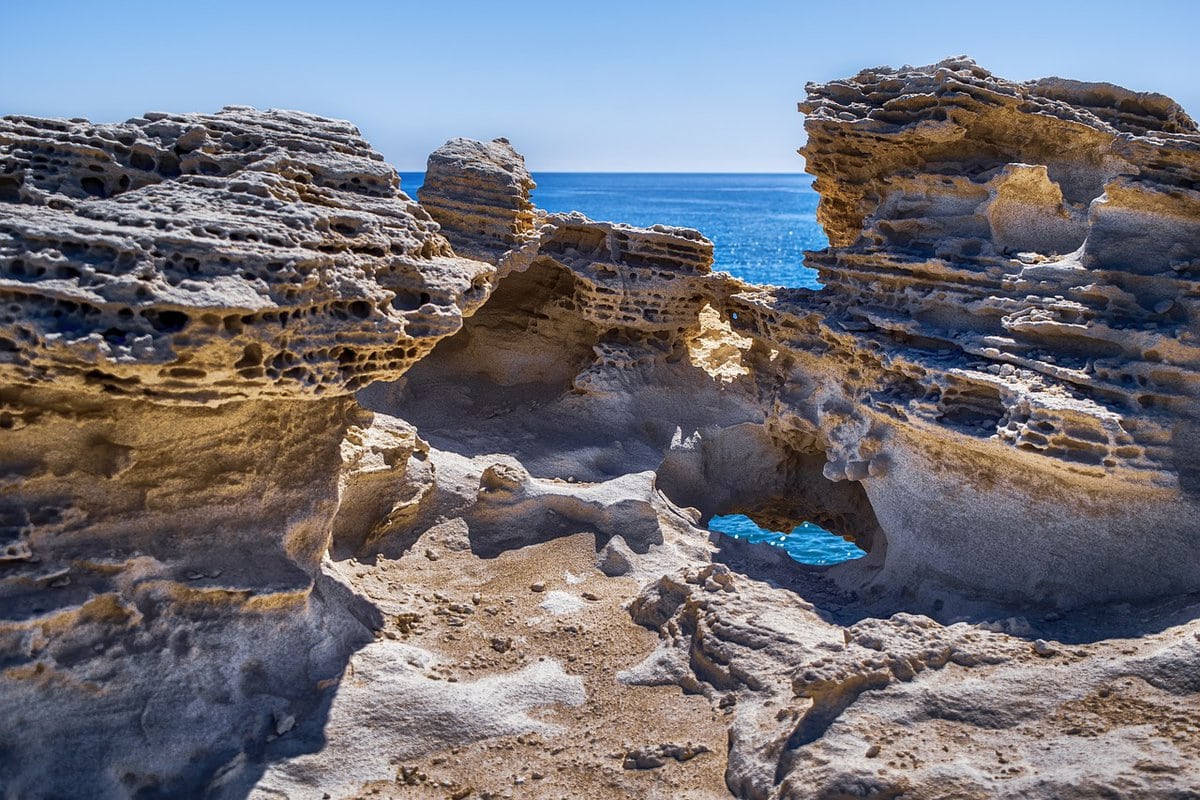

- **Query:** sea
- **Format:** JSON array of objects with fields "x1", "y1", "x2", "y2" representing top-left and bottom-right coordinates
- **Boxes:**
[
  {"x1": 398, "y1": 172, "x2": 825, "y2": 289},
  {"x1": 398, "y1": 171, "x2": 863, "y2": 565}
]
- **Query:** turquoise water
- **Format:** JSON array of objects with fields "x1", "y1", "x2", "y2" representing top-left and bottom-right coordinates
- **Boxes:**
[
  {"x1": 708, "y1": 515, "x2": 866, "y2": 565},
  {"x1": 398, "y1": 172, "x2": 826, "y2": 289}
]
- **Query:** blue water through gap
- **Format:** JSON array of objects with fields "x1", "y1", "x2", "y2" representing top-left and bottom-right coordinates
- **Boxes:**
[
  {"x1": 708, "y1": 515, "x2": 866, "y2": 566},
  {"x1": 398, "y1": 172, "x2": 827, "y2": 288},
  {"x1": 401, "y1": 172, "x2": 847, "y2": 563}
]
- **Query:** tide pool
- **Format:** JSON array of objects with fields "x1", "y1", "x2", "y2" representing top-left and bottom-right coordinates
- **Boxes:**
[{"x1": 707, "y1": 514, "x2": 865, "y2": 565}]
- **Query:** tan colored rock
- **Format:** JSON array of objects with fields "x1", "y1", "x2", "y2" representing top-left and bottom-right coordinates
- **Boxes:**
[
  {"x1": 0, "y1": 107, "x2": 498, "y2": 798},
  {"x1": 0, "y1": 108, "x2": 491, "y2": 402},
  {"x1": 711, "y1": 55, "x2": 1200, "y2": 607},
  {"x1": 418, "y1": 137, "x2": 537, "y2": 263},
  {"x1": 4, "y1": 56, "x2": 1200, "y2": 800}
]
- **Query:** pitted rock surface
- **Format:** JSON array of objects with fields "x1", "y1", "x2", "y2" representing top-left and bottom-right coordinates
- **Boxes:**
[
  {"x1": 0, "y1": 108, "x2": 491, "y2": 402},
  {"x1": 2, "y1": 59, "x2": 1200, "y2": 800},
  {"x1": 418, "y1": 136, "x2": 537, "y2": 264}
]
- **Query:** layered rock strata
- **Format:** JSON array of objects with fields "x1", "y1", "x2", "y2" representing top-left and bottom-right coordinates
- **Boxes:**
[
  {"x1": 783, "y1": 57, "x2": 1200, "y2": 606},
  {"x1": 0, "y1": 109, "x2": 487, "y2": 796},
  {"x1": 1, "y1": 57, "x2": 1199, "y2": 800},
  {"x1": 417, "y1": 137, "x2": 537, "y2": 263}
]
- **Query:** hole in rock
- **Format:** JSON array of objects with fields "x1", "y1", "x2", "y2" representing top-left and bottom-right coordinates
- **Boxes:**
[
  {"x1": 141, "y1": 308, "x2": 190, "y2": 333},
  {"x1": 396, "y1": 258, "x2": 597, "y2": 388},
  {"x1": 657, "y1": 426, "x2": 887, "y2": 573},
  {"x1": 80, "y1": 177, "x2": 106, "y2": 198},
  {"x1": 129, "y1": 151, "x2": 156, "y2": 171},
  {"x1": 708, "y1": 514, "x2": 865, "y2": 565},
  {"x1": 0, "y1": 176, "x2": 23, "y2": 203}
]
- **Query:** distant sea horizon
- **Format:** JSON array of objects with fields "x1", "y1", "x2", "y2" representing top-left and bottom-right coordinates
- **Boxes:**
[{"x1": 399, "y1": 171, "x2": 826, "y2": 290}]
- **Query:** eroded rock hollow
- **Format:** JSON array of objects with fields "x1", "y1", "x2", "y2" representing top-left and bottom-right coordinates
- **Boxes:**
[{"x1": 2, "y1": 58, "x2": 1199, "y2": 799}]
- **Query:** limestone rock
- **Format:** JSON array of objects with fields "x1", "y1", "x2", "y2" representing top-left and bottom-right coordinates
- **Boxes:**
[
  {"x1": 418, "y1": 137, "x2": 537, "y2": 263},
  {"x1": 0, "y1": 108, "x2": 491, "y2": 402},
  {"x1": 751, "y1": 55, "x2": 1200, "y2": 606},
  {"x1": 4, "y1": 57, "x2": 1200, "y2": 800},
  {"x1": 0, "y1": 107, "x2": 498, "y2": 798}
]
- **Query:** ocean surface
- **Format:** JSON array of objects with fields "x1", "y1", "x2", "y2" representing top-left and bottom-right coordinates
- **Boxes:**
[
  {"x1": 401, "y1": 171, "x2": 855, "y2": 565},
  {"x1": 398, "y1": 172, "x2": 826, "y2": 289}
]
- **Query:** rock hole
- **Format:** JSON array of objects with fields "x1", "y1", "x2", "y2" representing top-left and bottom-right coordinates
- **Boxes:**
[
  {"x1": 80, "y1": 177, "x2": 107, "y2": 198},
  {"x1": 657, "y1": 426, "x2": 886, "y2": 570},
  {"x1": 141, "y1": 309, "x2": 190, "y2": 333},
  {"x1": 130, "y1": 151, "x2": 156, "y2": 171},
  {"x1": 0, "y1": 176, "x2": 23, "y2": 203},
  {"x1": 235, "y1": 344, "x2": 263, "y2": 368}
]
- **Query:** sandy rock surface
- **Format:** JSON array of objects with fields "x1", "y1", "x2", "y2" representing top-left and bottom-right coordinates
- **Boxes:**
[{"x1": 2, "y1": 58, "x2": 1199, "y2": 798}]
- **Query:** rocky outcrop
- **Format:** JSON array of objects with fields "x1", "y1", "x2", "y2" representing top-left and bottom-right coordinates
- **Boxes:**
[
  {"x1": 0, "y1": 109, "x2": 490, "y2": 797},
  {"x1": 2, "y1": 57, "x2": 1200, "y2": 800},
  {"x1": 625, "y1": 560, "x2": 1200, "y2": 799},
  {"x1": 418, "y1": 137, "x2": 537, "y2": 263},
  {"x1": 772, "y1": 57, "x2": 1200, "y2": 607},
  {"x1": 0, "y1": 109, "x2": 491, "y2": 402}
]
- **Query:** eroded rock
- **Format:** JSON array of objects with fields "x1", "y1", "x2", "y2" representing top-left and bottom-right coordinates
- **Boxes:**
[{"x1": 3, "y1": 57, "x2": 1200, "y2": 800}]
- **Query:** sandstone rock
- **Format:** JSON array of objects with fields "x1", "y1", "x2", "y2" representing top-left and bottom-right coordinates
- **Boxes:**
[
  {"x1": 0, "y1": 107, "x2": 497, "y2": 798},
  {"x1": 4, "y1": 56, "x2": 1200, "y2": 800},
  {"x1": 773, "y1": 55, "x2": 1200, "y2": 606},
  {"x1": 418, "y1": 137, "x2": 537, "y2": 263},
  {"x1": 0, "y1": 108, "x2": 491, "y2": 402}
]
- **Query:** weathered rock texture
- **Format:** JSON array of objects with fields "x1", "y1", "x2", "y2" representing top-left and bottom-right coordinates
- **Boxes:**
[
  {"x1": 781, "y1": 56, "x2": 1200, "y2": 607},
  {"x1": 2, "y1": 58, "x2": 1199, "y2": 800},
  {"x1": 418, "y1": 137, "x2": 537, "y2": 264},
  {"x1": 0, "y1": 109, "x2": 489, "y2": 797}
]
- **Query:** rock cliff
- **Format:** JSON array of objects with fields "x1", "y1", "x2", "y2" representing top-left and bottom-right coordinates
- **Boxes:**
[{"x1": 1, "y1": 58, "x2": 1199, "y2": 799}]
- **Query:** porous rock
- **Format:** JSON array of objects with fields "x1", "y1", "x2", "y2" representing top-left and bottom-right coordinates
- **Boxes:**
[
  {"x1": 0, "y1": 108, "x2": 491, "y2": 402},
  {"x1": 0, "y1": 107, "x2": 495, "y2": 798},
  {"x1": 3, "y1": 57, "x2": 1200, "y2": 800}
]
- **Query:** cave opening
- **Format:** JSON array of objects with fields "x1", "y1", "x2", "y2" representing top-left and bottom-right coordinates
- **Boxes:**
[
  {"x1": 655, "y1": 425, "x2": 886, "y2": 572},
  {"x1": 405, "y1": 257, "x2": 597, "y2": 388}
]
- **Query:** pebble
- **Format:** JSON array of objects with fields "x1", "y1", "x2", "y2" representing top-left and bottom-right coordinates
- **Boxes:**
[
  {"x1": 273, "y1": 712, "x2": 295, "y2": 736},
  {"x1": 1033, "y1": 639, "x2": 1058, "y2": 657},
  {"x1": 530, "y1": 582, "x2": 546, "y2": 593}
]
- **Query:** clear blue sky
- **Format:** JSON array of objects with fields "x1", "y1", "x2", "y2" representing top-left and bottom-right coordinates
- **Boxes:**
[{"x1": 4, "y1": 1, "x2": 1197, "y2": 172}]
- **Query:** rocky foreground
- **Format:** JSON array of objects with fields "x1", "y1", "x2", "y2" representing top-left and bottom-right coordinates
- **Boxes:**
[{"x1": 2, "y1": 58, "x2": 1199, "y2": 799}]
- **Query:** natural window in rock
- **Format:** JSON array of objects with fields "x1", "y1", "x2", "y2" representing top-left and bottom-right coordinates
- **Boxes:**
[{"x1": 708, "y1": 513, "x2": 866, "y2": 565}]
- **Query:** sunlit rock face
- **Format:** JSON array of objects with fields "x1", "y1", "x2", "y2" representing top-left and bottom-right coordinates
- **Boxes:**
[
  {"x1": 410, "y1": 60, "x2": 1200, "y2": 610},
  {"x1": 784, "y1": 56, "x2": 1200, "y2": 607},
  {"x1": 0, "y1": 108, "x2": 491, "y2": 401},
  {"x1": 0, "y1": 108, "x2": 489, "y2": 797},
  {"x1": 418, "y1": 137, "x2": 538, "y2": 264},
  {"x1": 2, "y1": 57, "x2": 1200, "y2": 800}
]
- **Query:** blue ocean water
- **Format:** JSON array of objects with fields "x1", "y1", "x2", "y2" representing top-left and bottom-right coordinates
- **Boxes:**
[
  {"x1": 401, "y1": 171, "x2": 852, "y2": 564},
  {"x1": 398, "y1": 172, "x2": 826, "y2": 288},
  {"x1": 708, "y1": 515, "x2": 866, "y2": 565}
]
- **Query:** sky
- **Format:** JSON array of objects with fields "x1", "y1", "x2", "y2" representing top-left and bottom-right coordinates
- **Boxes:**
[{"x1": 4, "y1": 0, "x2": 1198, "y2": 172}]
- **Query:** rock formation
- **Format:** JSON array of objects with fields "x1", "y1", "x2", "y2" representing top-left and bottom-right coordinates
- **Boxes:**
[
  {"x1": 417, "y1": 137, "x2": 537, "y2": 264},
  {"x1": 0, "y1": 108, "x2": 488, "y2": 797},
  {"x1": 2, "y1": 58, "x2": 1199, "y2": 799}
]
